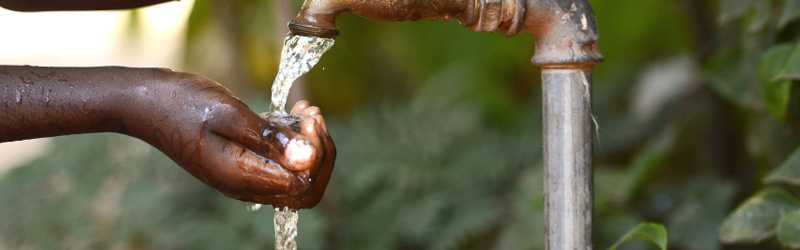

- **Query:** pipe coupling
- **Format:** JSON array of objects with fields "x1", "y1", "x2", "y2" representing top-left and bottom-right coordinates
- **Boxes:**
[{"x1": 467, "y1": 0, "x2": 526, "y2": 36}]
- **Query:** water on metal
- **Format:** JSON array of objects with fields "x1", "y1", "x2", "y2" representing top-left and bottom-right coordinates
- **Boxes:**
[{"x1": 270, "y1": 35, "x2": 335, "y2": 113}]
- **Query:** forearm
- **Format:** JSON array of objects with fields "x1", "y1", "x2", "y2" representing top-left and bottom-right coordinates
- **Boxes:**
[
  {"x1": 0, "y1": 0, "x2": 175, "y2": 11},
  {"x1": 0, "y1": 66, "x2": 161, "y2": 142}
]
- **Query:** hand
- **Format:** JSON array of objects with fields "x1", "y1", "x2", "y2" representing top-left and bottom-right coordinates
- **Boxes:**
[
  {"x1": 122, "y1": 71, "x2": 335, "y2": 209},
  {"x1": 256, "y1": 101, "x2": 337, "y2": 208}
]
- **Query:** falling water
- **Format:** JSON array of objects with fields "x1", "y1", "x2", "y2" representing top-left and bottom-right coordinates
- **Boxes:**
[
  {"x1": 270, "y1": 35, "x2": 335, "y2": 113},
  {"x1": 274, "y1": 207, "x2": 300, "y2": 250},
  {"x1": 253, "y1": 35, "x2": 334, "y2": 250}
]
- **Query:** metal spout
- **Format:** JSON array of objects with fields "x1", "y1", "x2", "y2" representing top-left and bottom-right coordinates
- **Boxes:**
[{"x1": 290, "y1": 0, "x2": 601, "y2": 67}]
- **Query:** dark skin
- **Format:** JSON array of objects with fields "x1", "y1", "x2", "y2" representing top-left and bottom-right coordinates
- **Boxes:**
[
  {"x1": 0, "y1": 0, "x2": 177, "y2": 11},
  {"x1": 0, "y1": 1, "x2": 336, "y2": 209}
]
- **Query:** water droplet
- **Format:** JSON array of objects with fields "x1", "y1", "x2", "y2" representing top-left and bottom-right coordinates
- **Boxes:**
[
  {"x1": 45, "y1": 89, "x2": 51, "y2": 105},
  {"x1": 202, "y1": 107, "x2": 212, "y2": 121},
  {"x1": 248, "y1": 203, "x2": 263, "y2": 211},
  {"x1": 262, "y1": 128, "x2": 273, "y2": 138},
  {"x1": 276, "y1": 132, "x2": 290, "y2": 146}
]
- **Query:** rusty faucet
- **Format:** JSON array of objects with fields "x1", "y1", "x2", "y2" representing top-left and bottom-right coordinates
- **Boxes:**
[
  {"x1": 288, "y1": 0, "x2": 601, "y2": 66},
  {"x1": 289, "y1": 0, "x2": 602, "y2": 249}
]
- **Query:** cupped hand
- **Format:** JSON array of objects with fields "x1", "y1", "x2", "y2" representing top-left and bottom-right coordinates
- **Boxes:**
[{"x1": 122, "y1": 71, "x2": 335, "y2": 209}]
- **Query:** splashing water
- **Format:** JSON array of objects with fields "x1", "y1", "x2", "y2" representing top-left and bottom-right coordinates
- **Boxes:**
[
  {"x1": 248, "y1": 204, "x2": 263, "y2": 211},
  {"x1": 274, "y1": 207, "x2": 300, "y2": 250},
  {"x1": 252, "y1": 35, "x2": 335, "y2": 250},
  {"x1": 270, "y1": 35, "x2": 335, "y2": 113}
]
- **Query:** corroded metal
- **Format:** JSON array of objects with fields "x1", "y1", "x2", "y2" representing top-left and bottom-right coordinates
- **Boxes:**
[
  {"x1": 543, "y1": 69, "x2": 593, "y2": 250},
  {"x1": 289, "y1": 0, "x2": 601, "y2": 66}
]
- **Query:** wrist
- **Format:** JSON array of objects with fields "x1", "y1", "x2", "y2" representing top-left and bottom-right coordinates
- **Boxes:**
[{"x1": 111, "y1": 67, "x2": 178, "y2": 136}]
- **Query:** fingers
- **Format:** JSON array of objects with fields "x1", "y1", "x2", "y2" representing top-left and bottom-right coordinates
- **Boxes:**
[
  {"x1": 295, "y1": 102, "x2": 337, "y2": 207},
  {"x1": 314, "y1": 110, "x2": 329, "y2": 134},
  {"x1": 291, "y1": 100, "x2": 311, "y2": 115},
  {"x1": 192, "y1": 132, "x2": 310, "y2": 202},
  {"x1": 206, "y1": 100, "x2": 325, "y2": 173},
  {"x1": 276, "y1": 100, "x2": 337, "y2": 208},
  {"x1": 293, "y1": 100, "x2": 328, "y2": 134},
  {"x1": 287, "y1": 102, "x2": 327, "y2": 171},
  {"x1": 202, "y1": 99, "x2": 335, "y2": 208},
  {"x1": 283, "y1": 137, "x2": 316, "y2": 172},
  {"x1": 204, "y1": 102, "x2": 287, "y2": 162},
  {"x1": 298, "y1": 127, "x2": 337, "y2": 208}
]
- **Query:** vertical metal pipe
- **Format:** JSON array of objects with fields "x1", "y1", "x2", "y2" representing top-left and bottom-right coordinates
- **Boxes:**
[
  {"x1": 286, "y1": 1, "x2": 601, "y2": 249},
  {"x1": 542, "y1": 68, "x2": 593, "y2": 250}
]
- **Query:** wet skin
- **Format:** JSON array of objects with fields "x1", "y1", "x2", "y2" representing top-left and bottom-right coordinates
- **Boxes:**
[
  {"x1": 0, "y1": 0, "x2": 177, "y2": 11},
  {"x1": 0, "y1": 66, "x2": 336, "y2": 209}
]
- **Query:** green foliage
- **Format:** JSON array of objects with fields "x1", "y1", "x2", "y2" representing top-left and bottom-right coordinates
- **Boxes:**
[
  {"x1": 609, "y1": 223, "x2": 668, "y2": 250},
  {"x1": 722, "y1": 146, "x2": 800, "y2": 249},
  {"x1": 325, "y1": 80, "x2": 541, "y2": 250},
  {"x1": 667, "y1": 177, "x2": 736, "y2": 250},
  {"x1": 759, "y1": 44, "x2": 797, "y2": 121},
  {"x1": 720, "y1": 188, "x2": 800, "y2": 244},
  {"x1": 724, "y1": 146, "x2": 800, "y2": 249},
  {"x1": 766, "y1": 147, "x2": 800, "y2": 186},
  {"x1": 6, "y1": 0, "x2": 800, "y2": 249},
  {"x1": 782, "y1": 0, "x2": 800, "y2": 28},
  {"x1": 719, "y1": 0, "x2": 755, "y2": 24},
  {"x1": 0, "y1": 135, "x2": 328, "y2": 250},
  {"x1": 618, "y1": 129, "x2": 675, "y2": 202},
  {"x1": 715, "y1": 0, "x2": 800, "y2": 248},
  {"x1": 777, "y1": 209, "x2": 800, "y2": 248}
]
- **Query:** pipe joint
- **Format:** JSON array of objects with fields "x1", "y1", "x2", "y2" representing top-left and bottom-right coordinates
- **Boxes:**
[
  {"x1": 466, "y1": 0, "x2": 526, "y2": 36},
  {"x1": 288, "y1": 0, "x2": 602, "y2": 67},
  {"x1": 526, "y1": 0, "x2": 602, "y2": 67}
]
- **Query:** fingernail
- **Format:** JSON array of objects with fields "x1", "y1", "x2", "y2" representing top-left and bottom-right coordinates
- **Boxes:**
[{"x1": 286, "y1": 139, "x2": 313, "y2": 169}]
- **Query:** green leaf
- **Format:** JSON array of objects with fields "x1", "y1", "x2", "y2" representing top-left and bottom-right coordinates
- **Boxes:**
[
  {"x1": 667, "y1": 177, "x2": 736, "y2": 250},
  {"x1": 620, "y1": 129, "x2": 675, "y2": 202},
  {"x1": 781, "y1": 0, "x2": 800, "y2": 29},
  {"x1": 766, "y1": 147, "x2": 800, "y2": 186},
  {"x1": 764, "y1": 44, "x2": 800, "y2": 82},
  {"x1": 720, "y1": 188, "x2": 800, "y2": 244},
  {"x1": 706, "y1": 48, "x2": 761, "y2": 109},
  {"x1": 719, "y1": 0, "x2": 755, "y2": 24},
  {"x1": 764, "y1": 80, "x2": 794, "y2": 121},
  {"x1": 608, "y1": 223, "x2": 668, "y2": 250},
  {"x1": 759, "y1": 44, "x2": 799, "y2": 120},
  {"x1": 778, "y1": 210, "x2": 800, "y2": 249},
  {"x1": 747, "y1": 1, "x2": 771, "y2": 32}
]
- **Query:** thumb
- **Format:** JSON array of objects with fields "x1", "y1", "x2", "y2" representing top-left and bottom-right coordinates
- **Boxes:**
[{"x1": 203, "y1": 102, "x2": 290, "y2": 166}]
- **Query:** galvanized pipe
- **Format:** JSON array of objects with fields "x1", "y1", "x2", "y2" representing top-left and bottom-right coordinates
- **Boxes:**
[{"x1": 542, "y1": 68, "x2": 593, "y2": 250}]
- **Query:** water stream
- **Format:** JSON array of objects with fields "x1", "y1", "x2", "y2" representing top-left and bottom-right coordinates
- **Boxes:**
[
  {"x1": 273, "y1": 207, "x2": 300, "y2": 250},
  {"x1": 270, "y1": 35, "x2": 335, "y2": 113},
  {"x1": 257, "y1": 35, "x2": 335, "y2": 250}
]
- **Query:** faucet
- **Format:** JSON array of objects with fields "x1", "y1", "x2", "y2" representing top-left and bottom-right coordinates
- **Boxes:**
[
  {"x1": 289, "y1": 1, "x2": 602, "y2": 250},
  {"x1": 288, "y1": 0, "x2": 601, "y2": 66}
]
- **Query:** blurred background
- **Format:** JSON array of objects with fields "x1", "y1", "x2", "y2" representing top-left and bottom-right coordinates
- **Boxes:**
[{"x1": 1, "y1": 0, "x2": 800, "y2": 249}]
